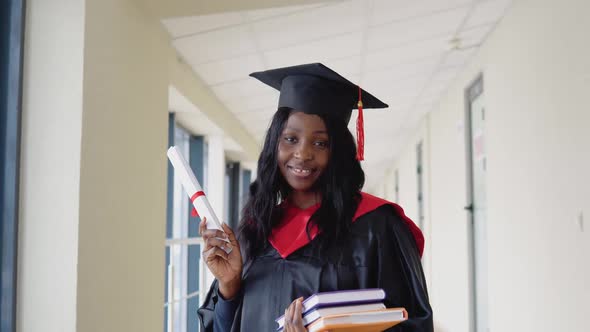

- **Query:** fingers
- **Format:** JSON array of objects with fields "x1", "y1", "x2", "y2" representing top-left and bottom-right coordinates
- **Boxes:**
[
  {"x1": 202, "y1": 230, "x2": 230, "y2": 255},
  {"x1": 198, "y1": 217, "x2": 207, "y2": 236},
  {"x1": 205, "y1": 236, "x2": 233, "y2": 254},
  {"x1": 200, "y1": 220, "x2": 232, "y2": 256},
  {"x1": 221, "y1": 222, "x2": 238, "y2": 243},
  {"x1": 294, "y1": 297, "x2": 303, "y2": 320},
  {"x1": 200, "y1": 218, "x2": 230, "y2": 242},
  {"x1": 201, "y1": 227, "x2": 228, "y2": 243},
  {"x1": 202, "y1": 245, "x2": 229, "y2": 262},
  {"x1": 284, "y1": 306, "x2": 293, "y2": 332},
  {"x1": 284, "y1": 297, "x2": 305, "y2": 332}
]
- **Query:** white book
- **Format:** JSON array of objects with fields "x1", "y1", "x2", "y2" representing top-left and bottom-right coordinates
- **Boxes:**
[
  {"x1": 275, "y1": 289, "x2": 386, "y2": 325},
  {"x1": 302, "y1": 288, "x2": 386, "y2": 313}
]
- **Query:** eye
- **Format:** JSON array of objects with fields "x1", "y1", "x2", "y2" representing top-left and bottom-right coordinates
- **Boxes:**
[
  {"x1": 314, "y1": 140, "x2": 329, "y2": 148},
  {"x1": 283, "y1": 136, "x2": 297, "y2": 144}
]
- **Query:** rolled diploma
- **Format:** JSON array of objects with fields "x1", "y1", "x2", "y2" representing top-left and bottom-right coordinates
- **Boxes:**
[{"x1": 167, "y1": 146, "x2": 231, "y2": 247}]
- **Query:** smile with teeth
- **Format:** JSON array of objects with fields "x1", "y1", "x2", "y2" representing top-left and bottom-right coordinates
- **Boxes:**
[{"x1": 288, "y1": 166, "x2": 313, "y2": 176}]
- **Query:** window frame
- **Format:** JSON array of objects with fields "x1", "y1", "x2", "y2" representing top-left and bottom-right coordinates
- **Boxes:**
[{"x1": 1, "y1": 2, "x2": 26, "y2": 332}]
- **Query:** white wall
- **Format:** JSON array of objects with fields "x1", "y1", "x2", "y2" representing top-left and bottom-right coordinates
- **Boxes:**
[
  {"x1": 382, "y1": 118, "x2": 434, "y2": 295},
  {"x1": 18, "y1": 0, "x2": 85, "y2": 331},
  {"x1": 480, "y1": 1, "x2": 590, "y2": 330},
  {"x1": 384, "y1": 0, "x2": 590, "y2": 331}
]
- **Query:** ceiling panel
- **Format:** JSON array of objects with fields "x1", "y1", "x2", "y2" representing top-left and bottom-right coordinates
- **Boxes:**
[
  {"x1": 367, "y1": 7, "x2": 471, "y2": 51},
  {"x1": 388, "y1": 101, "x2": 414, "y2": 111},
  {"x1": 440, "y1": 47, "x2": 476, "y2": 68},
  {"x1": 380, "y1": 89, "x2": 422, "y2": 109},
  {"x1": 195, "y1": 54, "x2": 265, "y2": 85},
  {"x1": 264, "y1": 31, "x2": 363, "y2": 69},
  {"x1": 464, "y1": 0, "x2": 513, "y2": 29},
  {"x1": 365, "y1": 73, "x2": 430, "y2": 104},
  {"x1": 372, "y1": 0, "x2": 473, "y2": 27},
  {"x1": 362, "y1": 56, "x2": 439, "y2": 86},
  {"x1": 457, "y1": 23, "x2": 495, "y2": 47},
  {"x1": 212, "y1": 77, "x2": 274, "y2": 101},
  {"x1": 173, "y1": 25, "x2": 256, "y2": 64},
  {"x1": 162, "y1": 12, "x2": 244, "y2": 38},
  {"x1": 243, "y1": 3, "x2": 325, "y2": 21},
  {"x1": 251, "y1": 1, "x2": 365, "y2": 51},
  {"x1": 364, "y1": 36, "x2": 449, "y2": 70},
  {"x1": 224, "y1": 92, "x2": 278, "y2": 114},
  {"x1": 325, "y1": 55, "x2": 364, "y2": 80}
]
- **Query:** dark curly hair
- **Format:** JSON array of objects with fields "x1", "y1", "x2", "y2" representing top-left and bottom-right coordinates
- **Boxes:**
[{"x1": 238, "y1": 107, "x2": 365, "y2": 260}]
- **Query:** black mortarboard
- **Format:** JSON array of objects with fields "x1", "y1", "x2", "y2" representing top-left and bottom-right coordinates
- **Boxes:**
[{"x1": 249, "y1": 63, "x2": 389, "y2": 160}]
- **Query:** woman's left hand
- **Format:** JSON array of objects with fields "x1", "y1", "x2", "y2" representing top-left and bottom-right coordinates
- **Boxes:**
[{"x1": 284, "y1": 297, "x2": 307, "y2": 332}]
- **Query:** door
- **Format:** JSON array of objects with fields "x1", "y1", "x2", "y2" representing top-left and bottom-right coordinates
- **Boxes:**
[{"x1": 465, "y1": 76, "x2": 488, "y2": 332}]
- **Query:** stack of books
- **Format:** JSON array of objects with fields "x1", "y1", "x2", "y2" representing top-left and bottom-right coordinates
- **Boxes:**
[{"x1": 275, "y1": 289, "x2": 407, "y2": 332}]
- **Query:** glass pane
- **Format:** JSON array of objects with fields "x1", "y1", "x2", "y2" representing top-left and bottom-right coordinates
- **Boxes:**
[{"x1": 168, "y1": 126, "x2": 191, "y2": 332}]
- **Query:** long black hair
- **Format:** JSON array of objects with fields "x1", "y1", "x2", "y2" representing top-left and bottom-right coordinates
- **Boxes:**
[{"x1": 238, "y1": 107, "x2": 365, "y2": 260}]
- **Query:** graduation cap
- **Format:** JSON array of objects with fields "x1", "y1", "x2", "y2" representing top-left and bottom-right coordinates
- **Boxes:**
[{"x1": 249, "y1": 63, "x2": 388, "y2": 161}]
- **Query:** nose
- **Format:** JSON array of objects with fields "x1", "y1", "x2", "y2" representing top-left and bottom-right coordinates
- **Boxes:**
[{"x1": 294, "y1": 143, "x2": 313, "y2": 161}]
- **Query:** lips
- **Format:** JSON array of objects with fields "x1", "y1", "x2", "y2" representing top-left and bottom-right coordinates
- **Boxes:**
[{"x1": 287, "y1": 165, "x2": 315, "y2": 178}]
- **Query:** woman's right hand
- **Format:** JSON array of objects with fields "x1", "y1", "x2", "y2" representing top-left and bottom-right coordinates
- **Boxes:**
[{"x1": 199, "y1": 218, "x2": 243, "y2": 299}]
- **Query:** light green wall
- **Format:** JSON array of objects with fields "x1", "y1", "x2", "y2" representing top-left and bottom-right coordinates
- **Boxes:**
[{"x1": 76, "y1": 0, "x2": 169, "y2": 331}]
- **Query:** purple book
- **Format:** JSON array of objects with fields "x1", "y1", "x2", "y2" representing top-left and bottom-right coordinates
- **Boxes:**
[{"x1": 274, "y1": 288, "x2": 386, "y2": 325}]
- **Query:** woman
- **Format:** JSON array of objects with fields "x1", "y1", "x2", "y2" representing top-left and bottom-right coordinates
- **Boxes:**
[{"x1": 197, "y1": 63, "x2": 433, "y2": 332}]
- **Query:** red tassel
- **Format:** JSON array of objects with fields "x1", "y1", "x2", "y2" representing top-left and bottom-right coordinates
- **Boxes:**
[{"x1": 356, "y1": 86, "x2": 365, "y2": 161}]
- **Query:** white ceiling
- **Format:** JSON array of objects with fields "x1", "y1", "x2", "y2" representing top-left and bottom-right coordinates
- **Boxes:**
[{"x1": 162, "y1": 0, "x2": 513, "y2": 191}]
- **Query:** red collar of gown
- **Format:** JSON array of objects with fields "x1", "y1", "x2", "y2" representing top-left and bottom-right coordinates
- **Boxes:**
[{"x1": 269, "y1": 192, "x2": 424, "y2": 259}]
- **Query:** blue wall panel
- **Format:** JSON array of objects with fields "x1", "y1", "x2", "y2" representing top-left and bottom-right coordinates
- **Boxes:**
[{"x1": 1, "y1": 1, "x2": 25, "y2": 332}]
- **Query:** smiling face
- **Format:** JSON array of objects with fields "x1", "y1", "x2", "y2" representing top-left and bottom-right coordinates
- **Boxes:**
[{"x1": 277, "y1": 111, "x2": 330, "y2": 193}]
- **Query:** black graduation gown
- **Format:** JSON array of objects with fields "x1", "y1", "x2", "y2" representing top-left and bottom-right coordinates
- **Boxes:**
[{"x1": 197, "y1": 204, "x2": 433, "y2": 331}]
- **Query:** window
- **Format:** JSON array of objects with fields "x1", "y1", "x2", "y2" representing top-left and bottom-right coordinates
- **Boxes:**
[
  {"x1": 241, "y1": 169, "x2": 252, "y2": 212},
  {"x1": 163, "y1": 118, "x2": 253, "y2": 332},
  {"x1": 1, "y1": 2, "x2": 25, "y2": 332},
  {"x1": 224, "y1": 162, "x2": 240, "y2": 230},
  {"x1": 164, "y1": 117, "x2": 205, "y2": 332},
  {"x1": 465, "y1": 75, "x2": 488, "y2": 332}
]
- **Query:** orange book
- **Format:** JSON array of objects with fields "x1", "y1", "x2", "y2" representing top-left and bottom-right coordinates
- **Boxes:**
[{"x1": 306, "y1": 308, "x2": 408, "y2": 332}]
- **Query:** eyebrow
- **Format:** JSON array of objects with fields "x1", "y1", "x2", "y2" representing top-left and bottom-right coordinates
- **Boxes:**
[{"x1": 284, "y1": 127, "x2": 328, "y2": 134}]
